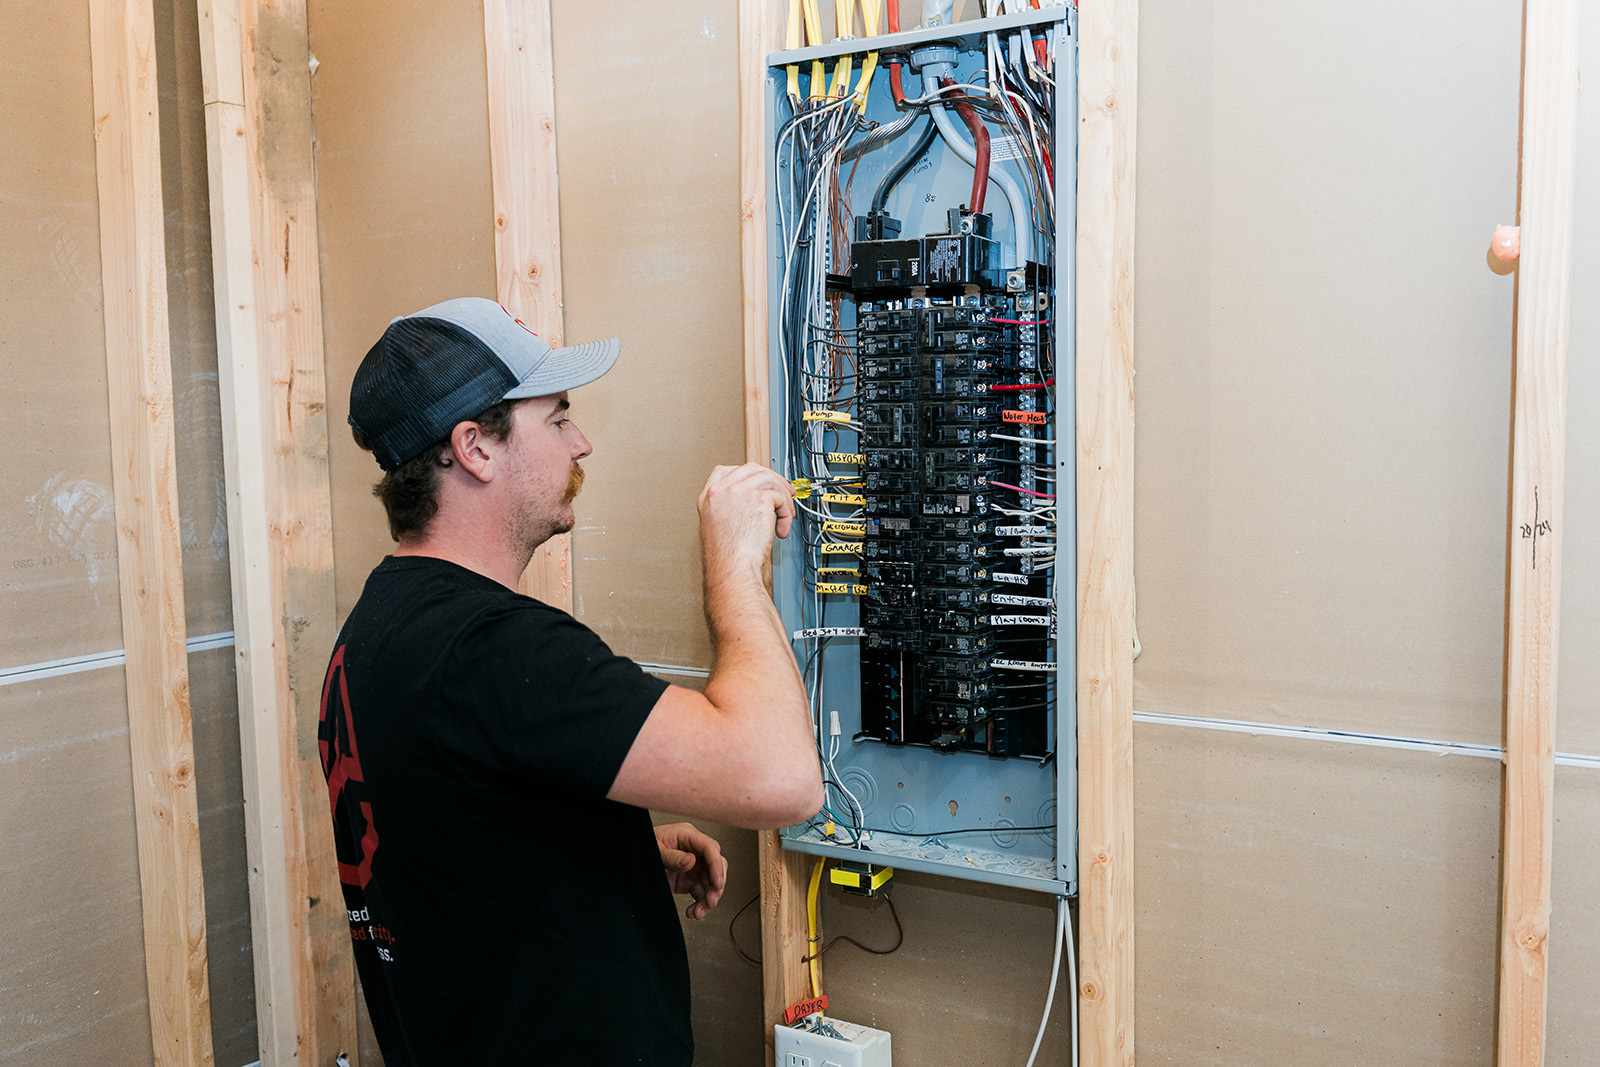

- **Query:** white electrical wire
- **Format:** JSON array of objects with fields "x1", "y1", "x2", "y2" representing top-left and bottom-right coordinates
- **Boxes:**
[
  {"x1": 987, "y1": 432, "x2": 1056, "y2": 446},
  {"x1": 1025, "y1": 896, "x2": 1071, "y2": 1067}
]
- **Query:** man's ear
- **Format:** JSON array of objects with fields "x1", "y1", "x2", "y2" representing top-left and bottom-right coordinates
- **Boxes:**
[{"x1": 449, "y1": 420, "x2": 496, "y2": 484}]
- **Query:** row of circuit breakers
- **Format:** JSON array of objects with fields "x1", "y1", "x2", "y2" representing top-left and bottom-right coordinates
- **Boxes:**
[{"x1": 848, "y1": 211, "x2": 1053, "y2": 761}]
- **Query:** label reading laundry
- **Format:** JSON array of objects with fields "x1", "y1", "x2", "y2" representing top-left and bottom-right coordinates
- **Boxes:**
[
  {"x1": 816, "y1": 566, "x2": 860, "y2": 576},
  {"x1": 991, "y1": 572, "x2": 1030, "y2": 585}
]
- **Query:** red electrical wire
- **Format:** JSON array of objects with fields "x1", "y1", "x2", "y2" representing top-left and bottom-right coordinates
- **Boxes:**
[
  {"x1": 1029, "y1": 2, "x2": 1050, "y2": 70},
  {"x1": 941, "y1": 78, "x2": 991, "y2": 215},
  {"x1": 887, "y1": 0, "x2": 906, "y2": 107},
  {"x1": 988, "y1": 479, "x2": 1056, "y2": 500},
  {"x1": 988, "y1": 378, "x2": 1055, "y2": 393}
]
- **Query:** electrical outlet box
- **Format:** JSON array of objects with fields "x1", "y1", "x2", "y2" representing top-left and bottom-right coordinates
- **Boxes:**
[{"x1": 775, "y1": 1017, "x2": 893, "y2": 1067}]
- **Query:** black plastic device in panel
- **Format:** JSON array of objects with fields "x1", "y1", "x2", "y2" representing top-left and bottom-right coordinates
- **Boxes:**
[{"x1": 852, "y1": 222, "x2": 1055, "y2": 759}]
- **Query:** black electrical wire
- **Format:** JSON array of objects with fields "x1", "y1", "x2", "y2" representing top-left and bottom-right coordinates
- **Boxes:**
[{"x1": 869, "y1": 117, "x2": 938, "y2": 218}]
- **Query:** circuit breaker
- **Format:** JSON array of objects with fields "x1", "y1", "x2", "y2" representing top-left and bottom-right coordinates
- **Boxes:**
[{"x1": 766, "y1": 6, "x2": 1077, "y2": 896}]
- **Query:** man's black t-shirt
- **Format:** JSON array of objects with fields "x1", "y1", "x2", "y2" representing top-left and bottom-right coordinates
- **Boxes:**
[{"x1": 318, "y1": 555, "x2": 688, "y2": 1065}]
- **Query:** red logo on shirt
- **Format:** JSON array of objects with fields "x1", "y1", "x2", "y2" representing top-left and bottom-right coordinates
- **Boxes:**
[{"x1": 320, "y1": 644, "x2": 379, "y2": 888}]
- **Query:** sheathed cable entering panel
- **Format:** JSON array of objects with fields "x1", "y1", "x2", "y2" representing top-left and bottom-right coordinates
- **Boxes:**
[
  {"x1": 886, "y1": 0, "x2": 906, "y2": 107},
  {"x1": 919, "y1": 68, "x2": 1032, "y2": 265},
  {"x1": 940, "y1": 76, "x2": 991, "y2": 215},
  {"x1": 869, "y1": 118, "x2": 939, "y2": 218}
]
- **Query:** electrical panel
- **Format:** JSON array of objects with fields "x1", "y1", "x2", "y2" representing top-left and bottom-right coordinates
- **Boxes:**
[{"x1": 767, "y1": 7, "x2": 1077, "y2": 895}]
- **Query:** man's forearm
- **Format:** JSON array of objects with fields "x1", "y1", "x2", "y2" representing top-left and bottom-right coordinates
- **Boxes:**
[{"x1": 701, "y1": 561, "x2": 816, "y2": 767}]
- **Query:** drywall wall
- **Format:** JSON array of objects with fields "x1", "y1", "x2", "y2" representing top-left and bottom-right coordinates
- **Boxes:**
[
  {"x1": 548, "y1": 3, "x2": 749, "y2": 675},
  {"x1": 1, "y1": 1, "x2": 258, "y2": 1061},
  {"x1": 0, "y1": 3, "x2": 152, "y2": 1061},
  {"x1": 1134, "y1": 0, "x2": 1599, "y2": 1062},
  {"x1": 1133, "y1": 1, "x2": 1519, "y2": 743}
]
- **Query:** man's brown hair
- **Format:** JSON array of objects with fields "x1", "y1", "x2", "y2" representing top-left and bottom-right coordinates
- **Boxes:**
[{"x1": 354, "y1": 399, "x2": 519, "y2": 541}]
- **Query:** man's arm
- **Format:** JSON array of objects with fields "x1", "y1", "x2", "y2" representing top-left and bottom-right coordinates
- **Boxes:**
[{"x1": 607, "y1": 463, "x2": 824, "y2": 829}]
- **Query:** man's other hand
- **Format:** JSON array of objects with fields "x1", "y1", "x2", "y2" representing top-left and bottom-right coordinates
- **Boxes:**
[{"x1": 655, "y1": 821, "x2": 728, "y2": 920}]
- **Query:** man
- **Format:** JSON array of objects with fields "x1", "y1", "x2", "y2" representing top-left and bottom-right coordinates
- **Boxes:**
[{"x1": 318, "y1": 297, "x2": 823, "y2": 1064}]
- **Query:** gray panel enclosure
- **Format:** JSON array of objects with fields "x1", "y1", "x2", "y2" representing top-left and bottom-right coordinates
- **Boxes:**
[{"x1": 768, "y1": 9, "x2": 1078, "y2": 896}]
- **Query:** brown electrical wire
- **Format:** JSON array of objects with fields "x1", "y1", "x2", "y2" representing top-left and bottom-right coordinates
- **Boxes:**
[
  {"x1": 728, "y1": 888, "x2": 907, "y2": 967},
  {"x1": 801, "y1": 893, "x2": 905, "y2": 962},
  {"x1": 728, "y1": 892, "x2": 762, "y2": 966}
]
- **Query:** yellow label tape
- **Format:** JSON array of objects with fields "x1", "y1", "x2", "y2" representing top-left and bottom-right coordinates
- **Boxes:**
[
  {"x1": 816, "y1": 583, "x2": 868, "y2": 596},
  {"x1": 820, "y1": 493, "x2": 865, "y2": 506},
  {"x1": 822, "y1": 520, "x2": 866, "y2": 536},
  {"x1": 803, "y1": 409, "x2": 853, "y2": 423},
  {"x1": 816, "y1": 566, "x2": 859, "y2": 576},
  {"x1": 826, "y1": 452, "x2": 865, "y2": 465},
  {"x1": 820, "y1": 542, "x2": 863, "y2": 555}
]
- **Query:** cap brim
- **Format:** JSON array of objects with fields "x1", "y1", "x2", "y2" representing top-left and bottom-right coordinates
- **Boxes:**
[{"x1": 503, "y1": 337, "x2": 621, "y2": 400}]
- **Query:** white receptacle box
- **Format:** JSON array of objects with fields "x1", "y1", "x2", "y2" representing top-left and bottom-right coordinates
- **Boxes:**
[{"x1": 774, "y1": 1017, "x2": 892, "y2": 1067}]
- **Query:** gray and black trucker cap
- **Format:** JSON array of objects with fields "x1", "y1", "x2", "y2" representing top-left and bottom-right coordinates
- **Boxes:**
[{"x1": 349, "y1": 297, "x2": 619, "y2": 470}]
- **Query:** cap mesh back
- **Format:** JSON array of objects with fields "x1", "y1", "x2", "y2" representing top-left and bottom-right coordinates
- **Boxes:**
[{"x1": 349, "y1": 317, "x2": 517, "y2": 469}]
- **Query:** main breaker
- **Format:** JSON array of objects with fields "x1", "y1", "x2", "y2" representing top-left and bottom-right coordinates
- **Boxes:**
[{"x1": 765, "y1": 6, "x2": 1077, "y2": 895}]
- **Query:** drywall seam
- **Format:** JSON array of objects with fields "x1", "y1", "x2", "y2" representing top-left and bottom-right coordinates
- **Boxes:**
[
  {"x1": 0, "y1": 632, "x2": 236, "y2": 688},
  {"x1": 1133, "y1": 709, "x2": 1600, "y2": 770}
]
